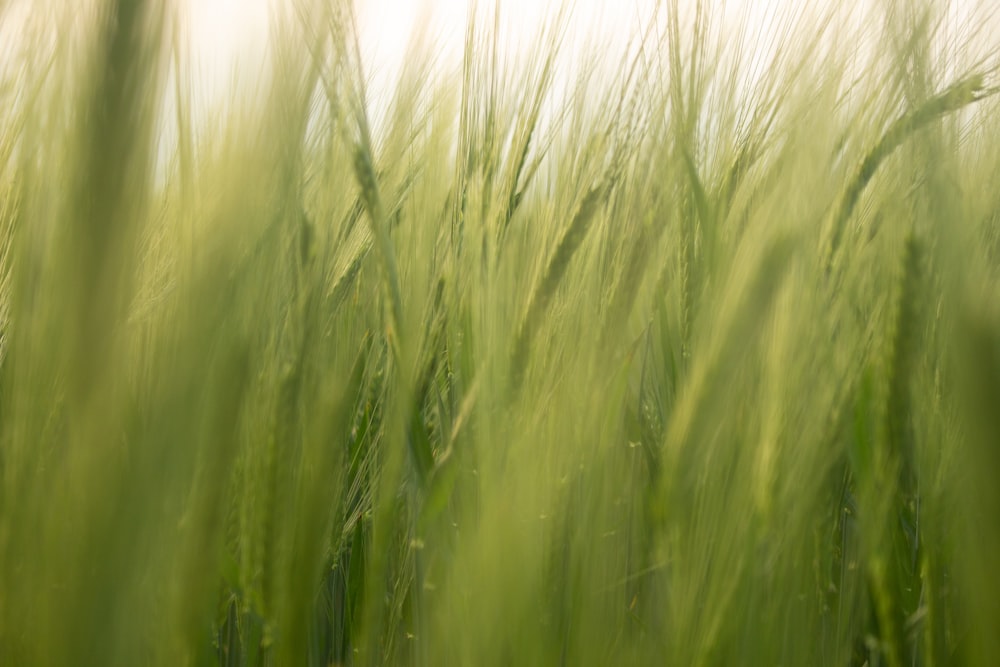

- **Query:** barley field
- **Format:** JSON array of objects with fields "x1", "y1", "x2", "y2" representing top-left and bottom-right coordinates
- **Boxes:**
[{"x1": 1, "y1": 1, "x2": 999, "y2": 665}]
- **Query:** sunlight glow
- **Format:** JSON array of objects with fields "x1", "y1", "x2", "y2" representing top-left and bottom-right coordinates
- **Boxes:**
[
  {"x1": 184, "y1": 0, "x2": 662, "y2": 96},
  {"x1": 179, "y1": 0, "x2": 998, "y2": 111}
]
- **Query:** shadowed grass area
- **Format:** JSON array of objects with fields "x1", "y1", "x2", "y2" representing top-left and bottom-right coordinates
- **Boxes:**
[{"x1": 1, "y1": 0, "x2": 999, "y2": 665}]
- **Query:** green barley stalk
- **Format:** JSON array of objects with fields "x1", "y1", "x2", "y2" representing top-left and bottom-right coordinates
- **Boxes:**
[
  {"x1": 823, "y1": 74, "x2": 994, "y2": 271},
  {"x1": 509, "y1": 183, "x2": 607, "y2": 394},
  {"x1": 864, "y1": 231, "x2": 923, "y2": 667}
]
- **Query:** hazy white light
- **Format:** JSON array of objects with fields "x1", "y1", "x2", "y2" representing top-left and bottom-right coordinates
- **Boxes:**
[
  {"x1": 181, "y1": 0, "x2": 271, "y2": 94},
  {"x1": 182, "y1": 0, "x2": 663, "y2": 96},
  {"x1": 178, "y1": 0, "x2": 998, "y2": 116}
]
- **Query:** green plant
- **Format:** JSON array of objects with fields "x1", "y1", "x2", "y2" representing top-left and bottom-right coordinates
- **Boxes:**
[{"x1": 1, "y1": 0, "x2": 999, "y2": 665}]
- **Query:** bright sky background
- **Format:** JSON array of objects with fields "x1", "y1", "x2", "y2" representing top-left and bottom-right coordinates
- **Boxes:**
[
  {"x1": 181, "y1": 0, "x2": 996, "y2": 107},
  {"x1": 2, "y1": 0, "x2": 993, "y2": 126},
  {"x1": 182, "y1": 0, "x2": 661, "y2": 96}
]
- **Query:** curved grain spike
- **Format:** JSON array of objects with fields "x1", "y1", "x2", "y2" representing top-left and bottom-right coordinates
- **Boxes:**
[
  {"x1": 509, "y1": 184, "x2": 606, "y2": 394},
  {"x1": 351, "y1": 143, "x2": 405, "y2": 361},
  {"x1": 824, "y1": 74, "x2": 993, "y2": 270}
]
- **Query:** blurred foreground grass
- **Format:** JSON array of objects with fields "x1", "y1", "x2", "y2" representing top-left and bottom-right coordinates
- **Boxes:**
[{"x1": 1, "y1": 0, "x2": 1000, "y2": 665}]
